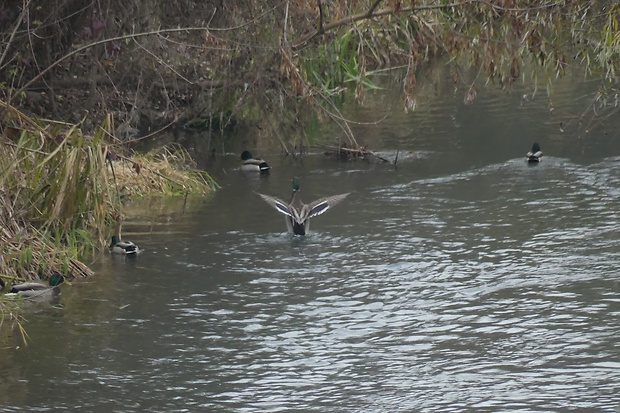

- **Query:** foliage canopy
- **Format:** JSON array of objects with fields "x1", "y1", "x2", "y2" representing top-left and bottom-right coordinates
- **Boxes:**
[{"x1": 0, "y1": 1, "x2": 619, "y2": 150}]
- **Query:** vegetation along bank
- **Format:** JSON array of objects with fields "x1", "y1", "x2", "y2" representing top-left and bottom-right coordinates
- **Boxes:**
[{"x1": 2, "y1": 1, "x2": 620, "y2": 316}]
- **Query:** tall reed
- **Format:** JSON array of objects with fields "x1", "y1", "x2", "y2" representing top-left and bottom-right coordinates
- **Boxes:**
[{"x1": 0, "y1": 101, "x2": 216, "y2": 285}]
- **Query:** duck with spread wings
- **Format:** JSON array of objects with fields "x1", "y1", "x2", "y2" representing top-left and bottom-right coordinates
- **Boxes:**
[{"x1": 257, "y1": 177, "x2": 349, "y2": 235}]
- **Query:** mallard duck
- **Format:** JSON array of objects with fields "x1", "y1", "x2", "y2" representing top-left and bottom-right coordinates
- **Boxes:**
[
  {"x1": 110, "y1": 235, "x2": 138, "y2": 254},
  {"x1": 257, "y1": 176, "x2": 349, "y2": 235},
  {"x1": 7, "y1": 273, "x2": 65, "y2": 299},
  {"x1": 527, "y1": 143, "x2": 543, "y2": 163},
  {"x1": 241, "y1": 150, "x2": 270, "y2": 173}
]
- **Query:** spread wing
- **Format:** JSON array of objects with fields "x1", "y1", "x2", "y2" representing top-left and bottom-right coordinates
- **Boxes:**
[
  {"x1": 306, "y1": 193, "x2": 350, "y2": 218},
  {"x1": 256, "y1": 192, "x2": 294, "y2": 217}
]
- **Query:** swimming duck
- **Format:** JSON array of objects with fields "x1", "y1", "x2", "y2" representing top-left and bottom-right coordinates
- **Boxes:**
[
  {"x1": 257, "y1": 177, "x2": 349, "y2": 235},
  {"x1": 110, "y1": 235, "x2": 139, "y2": 254},
  {"x1": 241, "y1": 150, "x2": 270, "y2": 173},
  {"x1": 7, "y1": 273, "x2": 65, "y2": 299},
  {"x1": 526, "y1": 143, "x2": 543, "y2": 163}
]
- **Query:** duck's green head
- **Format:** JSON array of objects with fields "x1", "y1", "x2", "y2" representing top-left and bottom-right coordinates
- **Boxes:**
[
  {"x1": 241, "y1": 150, "x2": 253, "y2": 161},
  {"x1": 49, "y1": 272, "x2": 65, "y2": 287},
  {"x1": 292, "y1": 176, "x2": 300, "y2": 192},
  {"x1": 111, "y1": 235, "x2": 120, "y2": 246}
]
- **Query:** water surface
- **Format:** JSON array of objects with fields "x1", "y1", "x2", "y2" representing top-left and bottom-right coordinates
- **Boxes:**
[{"x1": 1, "y1": 81, "x2": 619, "y2": 412}]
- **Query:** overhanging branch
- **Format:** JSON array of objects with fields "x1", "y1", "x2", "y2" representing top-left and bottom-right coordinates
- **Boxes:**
[{"x1": 292, "y1": 1, "x2": 471, "y2": 50}]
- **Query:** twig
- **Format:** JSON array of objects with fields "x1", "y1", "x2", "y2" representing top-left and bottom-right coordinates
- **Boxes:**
[
  {"x1": 265, "y1": 115, "x2": 291, "y2": 156},
  {"x1": 283, "y1": 0, "x2": 290, "y2": 44},
  {"x1": 0, "y1": 0, "x2": 30, "y2": 69},
  {"x1": 293, "y1": 1, "x2": 469, "y2": 48},
  {"x1": 120, "y1": 115, "x2": 180, "y2": 145},
  {"x1": 11, "y1": 21, "x2": 272, "y2": 101},
  {"x1": 367, "y1": 0, "x2": 384, "y2": 17},
  {"x1": 133, "y1": 38, "x2": 194, "y2": 84}
]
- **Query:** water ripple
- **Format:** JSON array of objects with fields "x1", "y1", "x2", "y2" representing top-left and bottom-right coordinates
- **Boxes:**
[
  {"x1": 159, "y1": 157, "x2": 620, "y2": 411},
  {"x1": 9, "y1": 157, "x2": 619, "y2": 413}
]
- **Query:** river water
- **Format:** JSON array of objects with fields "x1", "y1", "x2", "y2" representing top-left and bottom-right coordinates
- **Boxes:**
[{"x1": 1, "y1": 76, "x2": 620, "y2": 412}]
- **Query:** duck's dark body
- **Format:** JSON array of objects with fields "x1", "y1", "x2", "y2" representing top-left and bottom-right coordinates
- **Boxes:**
[
  {"x1": 291, "y1": 220, "x2": 306, "y2": 236},
  {"x1": 527, "y1": 143, "x2": 543, "y2": 163}
]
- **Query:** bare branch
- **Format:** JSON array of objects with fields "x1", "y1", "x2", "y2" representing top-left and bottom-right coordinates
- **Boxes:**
[
  {"x1": 367, "y1": 0, "x2": 384, "y2": 17},
  {"x1": 0, "y1": 0, "x2": 31, "y2": 69},
  {"x1": 292, "y1": 1, "x2": 468, "y2": 49},
  {"x1": 318, "y1": 0, "x2": 324, "y2": 32},
  {"x1": 11, "y1": 27, "x2": 222, "y2": 101}
]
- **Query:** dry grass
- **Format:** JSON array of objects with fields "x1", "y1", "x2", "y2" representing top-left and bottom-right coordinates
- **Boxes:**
[
  {"x1": 0, "y1": 101, "x2": 217, "y2": 287},
  {"x1": 108, "y1": 144, "x2": 218, "y2": 198},
  {"x1": 0, "y1": 194, "x2": 94, "y2": 281}
]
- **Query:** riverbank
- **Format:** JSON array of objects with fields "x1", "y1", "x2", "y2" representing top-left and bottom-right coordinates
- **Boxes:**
[{"x1": 0, "y1": 103, "x2": 217, "y2": 303}]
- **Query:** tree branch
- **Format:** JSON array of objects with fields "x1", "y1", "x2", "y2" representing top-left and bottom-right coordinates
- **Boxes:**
[
  {"x1": 10, "y1": 28, "x2": 211, "y2": 102},
  {"x1": 0, "y1": 0, "x2": 31, "y2": 70},
  {"x1": 292, "y1": 1, "x2": 469, "y2": 49},
  {"x1": 318, "y1": 0, "x2": 324, "y2": 32},
  {"x1": 9, "y1": 5, "x2": 286, "y2": 104},
  {"x1": 367, "y1": 0, "x2": 384, "y2": 17}
]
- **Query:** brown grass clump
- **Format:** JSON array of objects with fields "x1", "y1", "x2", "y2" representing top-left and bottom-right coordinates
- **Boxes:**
[
  {"x1": 0, "y1": 194, "x2": 94, "y2": 282},
  {"x1": 107, "y1": 144, "x2": 217, "y2": 198},
  {"x1": 0, "y1": 101, "x2": 217, "y2": 288}
]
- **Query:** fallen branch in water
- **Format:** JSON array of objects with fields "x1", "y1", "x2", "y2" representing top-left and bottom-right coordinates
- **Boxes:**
[{"x1": 317, "y1": 143, "x2": 391, "y2": 163}]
